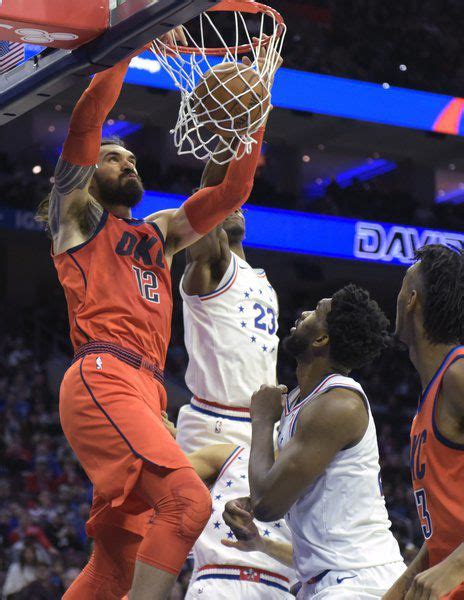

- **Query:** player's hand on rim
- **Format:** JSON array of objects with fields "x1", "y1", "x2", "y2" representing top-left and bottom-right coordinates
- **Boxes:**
[
  {"x1": 250, "y1": 384, "x2": 288, "y2": 424},
  {"x1": 158, "y1": 25, "x2": 188, "y2": 47}
]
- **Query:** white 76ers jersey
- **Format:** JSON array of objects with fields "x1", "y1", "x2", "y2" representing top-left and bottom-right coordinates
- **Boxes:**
[
  {"x1": 180, "y1": 253, "x2": 279, "y2": 407},
  {"x1": 278, "y1": 374, "x2": 403, "y2": 582},
  {"x1": 191, "y1": 446, "x2": 295, "y2": 581}
]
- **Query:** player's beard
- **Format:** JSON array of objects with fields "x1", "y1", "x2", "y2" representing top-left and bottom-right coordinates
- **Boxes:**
[
  {"x1": 95, "y1": 173, "x2": 144, "y2": 208},
  {"x1": 282, "y1": 331, "x2": 311, "y2": 359}
]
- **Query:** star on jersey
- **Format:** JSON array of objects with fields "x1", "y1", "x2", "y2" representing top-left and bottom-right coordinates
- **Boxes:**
[
  {"x1": 251, "y1": 336, "x2": 256, "y2": 343},
  {"x1": 225, "y1": 480, "x2": 233, "y2": 487},
  {"x1": 238, "y1": 305, "x2": 244, "y2": 313},
  {"x1": 241, "y1": 321, "x2": 246, "y2": 328},
  {"x1": 213, "y1": 521, "x2": 221, "y2": 529},
  {"x1": 226, "y1": 530, "x2": 235, "y2": 539},
  {"x1": 263, "y1": 529, "x2": 271, "y2": 537},
  {"x1": 259, "y1": 289, "x2": 263, "y2": 294},
  {"x1": 244, "y1": 291, "x2": 250, "y2": 298},
  {"x1": 240, "y1": 474, "x2": 246, "y2": 479},
  {"x1": 215, "y1": 494, "x2": 222, "y2": 501},
  {"x1": 274, "y1": 522, "x2": 282, "y2": 529},
  {"x1": 262, "y1": 345, "x2": 268, "y2": 352}
]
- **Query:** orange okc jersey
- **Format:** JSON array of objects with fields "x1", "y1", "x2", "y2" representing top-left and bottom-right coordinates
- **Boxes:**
[
  {"x1": 53, "y1": 210, "x2": 172, "y2": 366},
  {"x1": 410, "y1": 346, "x2": 464, "y2": 568}
]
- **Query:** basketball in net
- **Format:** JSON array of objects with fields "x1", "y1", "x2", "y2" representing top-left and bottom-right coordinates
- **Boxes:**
[
  {"x1": 150, "y1": 0, "x2": 286, "y2": 164},
  {"x1": 192, "y1": 62, "x2": 270, "y2": 138}
]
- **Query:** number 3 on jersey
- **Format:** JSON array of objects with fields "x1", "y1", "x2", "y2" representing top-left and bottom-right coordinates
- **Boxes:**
[
  {"x1": 133, "y1": 266, "x2": 159, "y2": 303},
  {"x1": 414, "y1": 488, "x2": 433, "y2": 539}
]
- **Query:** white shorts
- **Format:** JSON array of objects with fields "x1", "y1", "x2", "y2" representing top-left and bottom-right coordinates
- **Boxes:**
[
  {"x1": 176, "y1": 402, "x2": 253, "y2": 453},
  {"x1": 186, "y1": 576, "x2": 294, "y2": 599},
  {"x1": 298, "y1": 561, "x2": 406, "y2": 599}
]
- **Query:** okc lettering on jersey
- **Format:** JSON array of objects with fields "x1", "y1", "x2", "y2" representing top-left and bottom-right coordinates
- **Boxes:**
[
  {"x1": 115, "y1": 231, "x2": 164, "y2": 268},
  {"x1": 410, "y1": 429, "x2": 427, "y2": 481}
]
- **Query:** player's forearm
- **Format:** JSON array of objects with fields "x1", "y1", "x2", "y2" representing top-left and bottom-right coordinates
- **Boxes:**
[
  {"x1": 248, "y1": 419, "x2": 276, "y2": 517},
  {"x1": 62, "y1": 58, "x2": 132, "y2": 166},
  {"x1": 388, "y1": 543, "x2": 429, "y2": 596},
  {"x1": 183, "y1": 128, "x2": 265, "y2": 235},
  {"x1": 261, "y1": 538, "x2": 294, "y2": 568}
]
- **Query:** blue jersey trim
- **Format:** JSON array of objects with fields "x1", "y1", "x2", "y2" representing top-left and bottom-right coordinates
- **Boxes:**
[
  {"x1": 196, "y1": 573, "x2": 289, "y2": 592},
  {"x1": 431, "y1": 354, "x2": 464, "y2": 450},
  {"x1": 417, "y1": 346, "x2": 463, "y2": 413},
  {"x1": 198, "y1": 255, "x2": 237, "y2": 299},
  {"x1": 67, "y1": 253, "x2": 87, "y2": 291},
  {"x1": 67, "y1": 210, "x2": 109, "y2": 254},
  {"x1": 147, "y1": 220, "x2": 166, "y2": 249},
  {"x1": 190, "y1": 403, "x2": 252, "y2": 422}
]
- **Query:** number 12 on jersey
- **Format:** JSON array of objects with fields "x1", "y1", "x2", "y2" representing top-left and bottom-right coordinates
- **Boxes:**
[{"x1": 133, "y1": 266, "x2": 160, "y2": 303}]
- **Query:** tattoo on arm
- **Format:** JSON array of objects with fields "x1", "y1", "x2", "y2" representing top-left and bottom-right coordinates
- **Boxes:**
[{"x1": 48, "y1": 157, "x2": 97, "y2": 237}]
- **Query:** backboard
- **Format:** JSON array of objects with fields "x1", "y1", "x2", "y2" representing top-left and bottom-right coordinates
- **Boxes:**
[{"x1": 0, "y1": 0, "x2": 222, "y2": 125}]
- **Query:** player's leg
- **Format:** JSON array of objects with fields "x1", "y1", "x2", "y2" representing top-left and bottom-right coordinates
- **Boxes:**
[
  {"x1": 63, "y1": 524, "x2": 142, "y2": 599},
  {"x1": 129, "y1": 462, "x2": 212, "y2": 599}
]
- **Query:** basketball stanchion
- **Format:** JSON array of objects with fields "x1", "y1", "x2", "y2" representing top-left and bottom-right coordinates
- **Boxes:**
[{"x1": 150, "y1": 0, "x2": 286, "y2": 164}]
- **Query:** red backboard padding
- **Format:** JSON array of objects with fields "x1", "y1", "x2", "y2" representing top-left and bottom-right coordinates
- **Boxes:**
[{"x1": 0, "y1": 0, "x2": 109, "y2": 49}]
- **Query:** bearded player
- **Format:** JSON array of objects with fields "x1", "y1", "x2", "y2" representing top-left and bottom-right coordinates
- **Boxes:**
[
  {"x1": 384, "y1": 245, "x2": 464, "y2": 600},
  {"x1": 36, "y1": 37, "x2": 279, "y2": 599}
]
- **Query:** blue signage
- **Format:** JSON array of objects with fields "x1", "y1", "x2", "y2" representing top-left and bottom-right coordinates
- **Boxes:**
[
  {"x1": 132, "y1": 192, "x2": 464, "y2": 265},
  {"x1": 2, "y1": 197, "x2": 462, "y2": 266},
  {"x1": 125, "y1": 53, "x2": 464, "y2": 137}
]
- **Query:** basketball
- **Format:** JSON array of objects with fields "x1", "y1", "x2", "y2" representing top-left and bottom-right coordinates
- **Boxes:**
[{"x1": 192, "y1": 62, "x2": 270, "y2": 138}]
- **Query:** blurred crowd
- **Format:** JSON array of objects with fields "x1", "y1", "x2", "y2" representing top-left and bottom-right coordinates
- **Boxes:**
[
  {"x1": 0, "y1": 282, "x2": 422, "y2": 598},
  {"x1": 272, "y1": 0, "x2": 464, "y2": 95}
]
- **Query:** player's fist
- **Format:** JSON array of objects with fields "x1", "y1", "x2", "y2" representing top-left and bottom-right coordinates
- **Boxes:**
[
  {"x1": 250, "y1": 384, "x2": 287, "y2": 424},
  {"x1": 223, "y1": 497, "x2": 256, "y2": 541}
]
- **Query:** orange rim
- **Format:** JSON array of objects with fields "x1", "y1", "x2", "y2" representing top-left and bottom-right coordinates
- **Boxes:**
[{"x1": 162, "y1": 0, "x2": 285, "y2": 57}]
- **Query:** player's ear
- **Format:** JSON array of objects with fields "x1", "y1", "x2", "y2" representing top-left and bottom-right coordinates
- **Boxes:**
[{"x1": 406, "y1": 289, "x2": 418, "y2": 313}]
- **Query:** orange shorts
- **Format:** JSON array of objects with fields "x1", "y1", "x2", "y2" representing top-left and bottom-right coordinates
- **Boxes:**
[{"x1": 59, "y1": 352, "x2": 192, "y2": 537}]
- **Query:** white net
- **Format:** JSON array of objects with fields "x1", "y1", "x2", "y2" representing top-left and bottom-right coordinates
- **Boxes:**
[{"x1": 150, "y1": 3, "x2": 285, "y2": 164}]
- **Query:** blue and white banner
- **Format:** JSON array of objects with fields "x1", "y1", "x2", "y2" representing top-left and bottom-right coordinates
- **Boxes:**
[{"x1": 2, "y1": 199, "x2": 462, "y2": 266}]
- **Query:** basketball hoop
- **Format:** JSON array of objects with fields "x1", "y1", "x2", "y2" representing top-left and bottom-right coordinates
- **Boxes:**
[{"x1": 150, "y1": 0, "x2": 286, "y2": 164}]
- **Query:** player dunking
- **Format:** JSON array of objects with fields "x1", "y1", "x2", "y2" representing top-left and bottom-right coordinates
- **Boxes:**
[
  {"x1": 224, "y1": 285, "x2": 406, "y2": 599},
  {"x1": 36, "y1": 37, "x2": 279, "y2": 599},
  {"x1": 384, "y1": 245, "x2": 464, "y2": 600}
]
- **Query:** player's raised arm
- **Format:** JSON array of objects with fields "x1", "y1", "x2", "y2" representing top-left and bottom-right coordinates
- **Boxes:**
[
  {"x1": 247, "y1": 385, "x2": 368, "y2": 522},
  {"x1": 37, "y1": 57, "x2": 132, "y2": 254},
  {"x1": 148, "y1": 126, "x2": 265, "y2": 258}
]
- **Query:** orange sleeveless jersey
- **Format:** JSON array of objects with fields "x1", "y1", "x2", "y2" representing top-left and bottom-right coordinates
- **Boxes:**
[
  {"x1": 410, "y1": 345, "x2": 464, "y2": 568},
  {"x1": 53, "y1": 210, "x2": 172, "y2": 367}
]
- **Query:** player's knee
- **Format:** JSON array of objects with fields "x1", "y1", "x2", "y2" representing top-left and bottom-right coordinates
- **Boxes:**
[{"x1": 174, "y1": 470, "x2": 212, "y2": 542}]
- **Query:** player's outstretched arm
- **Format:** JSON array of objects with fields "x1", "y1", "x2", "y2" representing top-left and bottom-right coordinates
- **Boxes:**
[
  {"x1": 148, "y1": 126, "x2": 265, "y2": 258},
  {"x1": 39, "y1": 58, "x2": 133, "y2": 254},
  {"x1": 187, "y1": 444, "x2": 237, "y2": 485},
  {"x1": 247, "y1": 385, "x2": 368, "y2": 522}
]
